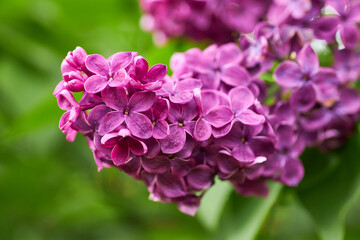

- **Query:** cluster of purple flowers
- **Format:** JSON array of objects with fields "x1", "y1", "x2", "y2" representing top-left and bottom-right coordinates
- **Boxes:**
[
  {"x1": 54, "y1": 0, "x2": 360, "y2": 215},
  {"x1": 139, "y1": 0, "x2": 360, "y2": 49}
]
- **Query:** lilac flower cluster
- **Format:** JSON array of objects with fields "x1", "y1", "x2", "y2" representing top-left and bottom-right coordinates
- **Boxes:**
[
  {"x1": 55, "y1": 0, "x2": 360, "y2": 216},
  {"x1": 139, "y1": 0, "x2": 272, "y2": 45},
  {"x1": 55, "y1": 43, "x2": 308, "y2": 215}
]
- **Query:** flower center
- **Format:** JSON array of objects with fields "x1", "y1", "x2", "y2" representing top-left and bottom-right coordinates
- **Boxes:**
[
  {"x1": 124, "y1": 109, "x2": 129, "y2": 115},
  {"x1": 178, "y1": 122, "x2": 184, "y2": 127},
  {"x1": 168, "y1": 154, "x2": 175, "y2": 161},
  {"x1": 109, "y1": 77, "x2": 114, "y2": 81},
  {"x1": 152, "y1": 121, "x2": 156, "y2": 126},
  {"x1": 241, "y1": 137, "x2": 246, "y2": 143}
]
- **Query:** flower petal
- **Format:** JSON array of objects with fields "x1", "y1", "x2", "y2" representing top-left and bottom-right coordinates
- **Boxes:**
[
  {"x1": 128, "y1": 91, "x2": 156, "y2": 112},
  {"x1": 134, "y1": 56, "x2": 149, "y2": 80},
  {"x1": 88, "y1": 105, "x2": 112, "y2": 130},
  {"x1": 290, "y1": 84, "x2": 316, "y2": 113},
  {"x1": 274, "y1": 61, "x2": 304, "y2": 88},
  {"x1": 340, "y1": 23, "x2": 359, "y2": 49},
  {"x1": 237, "y1": 109, "x2": 265, "y2": 126},
  {"x1": 335, "y1": 87, "x2": 360, "y2": 115},
  {"x1": 232, "y1": 143, "x2": 256, "y2": 165},
  {"x1": 101, "y1": 86, "x2": 127, "y2": 111},
  {"x1": 234, "y1": 179, "x2": 269, "y2": 197},
  {"x1": 109, "y1": 52, "x2": 132, "y2": 74},
  {"x1": 205, "y1": 106, "x2": 233, "y2": 128},
  {"x1": 229, "y1": 86, "x2": 255, "y2": 113},
  {"x1": 141, "y1": 156, "x2": 171, "y2": 174},
  {"x1": 126, "y1": 112, "x2": 153, "y2": 139},
  {"x1": 297, "y1": 44, "x2": 319, "y2": 76},
  {"x1": 280, "y1": 157, "x2": 304, "y2": 186},
  {"x1": 84, "y1": 75, "x2": 109, "y2": 93},
  {"x1": 171, "y1": 158, "x2": 195, "y2": 177},
  {"x1": 153, "y1": 98, "x2": 169, "y2": 120},
  {"x1": 186, "y1": 165, "x2": 213, "y2": 190},
  {"x1": 169, "y1": 91, "x2": 194, "y2": 104},
  {"x1": 98, "y1": 111, "x2": 125, "y2": 135},
  {"x1": 194, "y1": 118, "x2": 212, "y2": 141},
  {"x1": 160, "y1": 125, "x2": 186, "y2": 154},
  {"x1": 312, "y1": 16, "x2": 339, "y2": 42},
  {"x1": 127, "y1": 138, "x2": 147, "y2": 156},
  {"x1": 111, "y1": 142, "x2": 130, "y2": 166},
  {"x1": 85, "y1": 54, "x2": 109, "y2": 76},
  {"x1": 216, "y1": 152, "x2": 239, "y2": 175},
  {"x1": 221, "y1": 65, "x2": 251, "y2": 87},
  {"x1": 157, "y1": 172, "x2": 186, "y2": 198},
  {"x1": 248, "y1": 136, "x2": 275, "y2": 157},
  {"x1": 147, "y1": 64, "x2": 167, "y2": 83},
  {"x1": 153, "y1": 119, "x2": 170, "y2": 139}
]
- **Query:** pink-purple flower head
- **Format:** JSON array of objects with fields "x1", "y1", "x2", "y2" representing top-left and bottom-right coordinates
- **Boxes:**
[
  {"x1": 274, "y1": 44, "x2": 340, "y2": 112},
  {"x1": 84, "y1": 52, "x2": 133, "y2": 93},
  {"x1": 314, "y1": 0, "x2": 360, "y2": 49}
]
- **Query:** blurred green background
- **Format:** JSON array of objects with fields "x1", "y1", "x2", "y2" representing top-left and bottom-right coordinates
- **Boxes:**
[{"x1": 1, "y1": 0, "x2": 360, "y2": 239}]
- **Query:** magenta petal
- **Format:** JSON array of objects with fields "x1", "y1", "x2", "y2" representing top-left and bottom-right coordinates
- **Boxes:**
[
  {"x1": 298, "y1": 44, "x2": 319, "y2": 76},
  {"x1": 290, "y1": 84, "x2": 316, "y2": 113},
  {"x1": 349, "y1": 1, "x2": 360, "y2": 22},
  {"x1": 84, "y1": 75, "x2": 108, "y2": 93},
  {"x1": 212, "y1": 122, "x2": 232, "y2": 138},
  {"x1": 340, "y1": 23, "x2": 359, "y2": 49},
  {"x1": 135, "y1": 57, "x2": 149, "y2": 80},
  {"x1": 232, "y1": 143, "x2": 255, "y2": 164},
  {"x1": 153, "y1": 119, "x2": 170, "y2": 139},
  {"x1": 229, "y1": 86, "x2": 255, "y2": 113},
  {"x1": 218, "y1": 43, "x2": 243, "y2": 66},
  {"x1": 312, "y1": 17, "x2": 339, "y2": 42},
  {"x1": 126, "y1": 112, "x2": 153, "y2": 139},
  {"x1": 147, "y1": 64, "x2": 167, "y2": 82},
  {"x1": 169, "y1": 91, "x2": 194, "y2": 104},
  {"x1": 216, "y1": 153, "x2": 239, "y2": 175},
  {"x1": 160, "y1": 125, "x2": 186, "y2": 154},
  {"x1": 157, "y1": 172, "x2": 186, "y2": 198},
  {"x1": 280, "y1": 157, "x2": 304, "y2": 186},
  {"x1": 171, "y1": 158, "x2": 195, "y2": 177},
  {"x1": 221, "y1": 65, "x2": 251, "y2": 87},
  {"x1": 186, "y1": 165, "x2": 213, "y2": 190},
  {"x1": 234, "y1": 179, "x2": 269, "y2": 197},
  {"x1": 109, "y1": 52, "x2": 132, "y2": 73},
  {"x1": 194, "y1": 118, "x2": 212, "y2": 141},
  {"x1": 237, "y1": 109, "x2": 265, "y2": 126},
  {"x1": 299, "y1": 108, "x2": 332, "y2": 131},
  {"x1": 335, "y1": 87, "x2": 360, "y2": 115},
  {"x1": 109, "y1": 69, "x2": 128, "y2": 87},
  {"x1": 88, "y1": 105, "x2": 112, "y2": 129},
  {"x1": 141, "y1": 156, "x2": 171, "y2": 174},
  {"x1": 248, "y1": 136, "x2": 275, "y2": 157},
  {"x1": 177, "y1": 195, "x2": 201, "y2": 217},
  {"x1": 56, "y1": 90, "x2": 78, "y2": 110},
  {"x1": 85, "y1": 54, "x2": 109, "y2": 76},
  {"x1": 153, "y1": 98, "x2": 169, "y2": 120},
  {"x1": 143, "y1": 138, "x2": 161, "y2": 158},
  {"x1": 127, "y1": 138, "x2": 147, "y2": 155},
  {"x1": 98, "y1": 111, "x2": 125, "y2": 135},
  {"x1": 274, "y1": 61, "x2": 304, "y2": 88},
  {"x1": 100, "y1": 132, "x2": 119, "y2": 147},
  {"x1": 128, "y1": 91, "x2": 156, "y2": 112},
  {"x1": 205, "y1": 106, "x2": 233, "y2": 128},
  {"x1": 102, "y1": 86, "x2": 127, "y2": 111},
  {"x1": 111, "y1": 142, "x2": 130, "y2": 166}
]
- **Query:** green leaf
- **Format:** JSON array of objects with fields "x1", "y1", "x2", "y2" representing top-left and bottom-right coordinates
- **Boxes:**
[
  {"x1": 197, "y1": 178, "x2": 233, "y2": 230},
  {"x1": 217, "y1": 182, "x2": 282, "y2": 240},
  {"x1": 296, "y1": 128, "x2": 360, "y2": 240}
]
